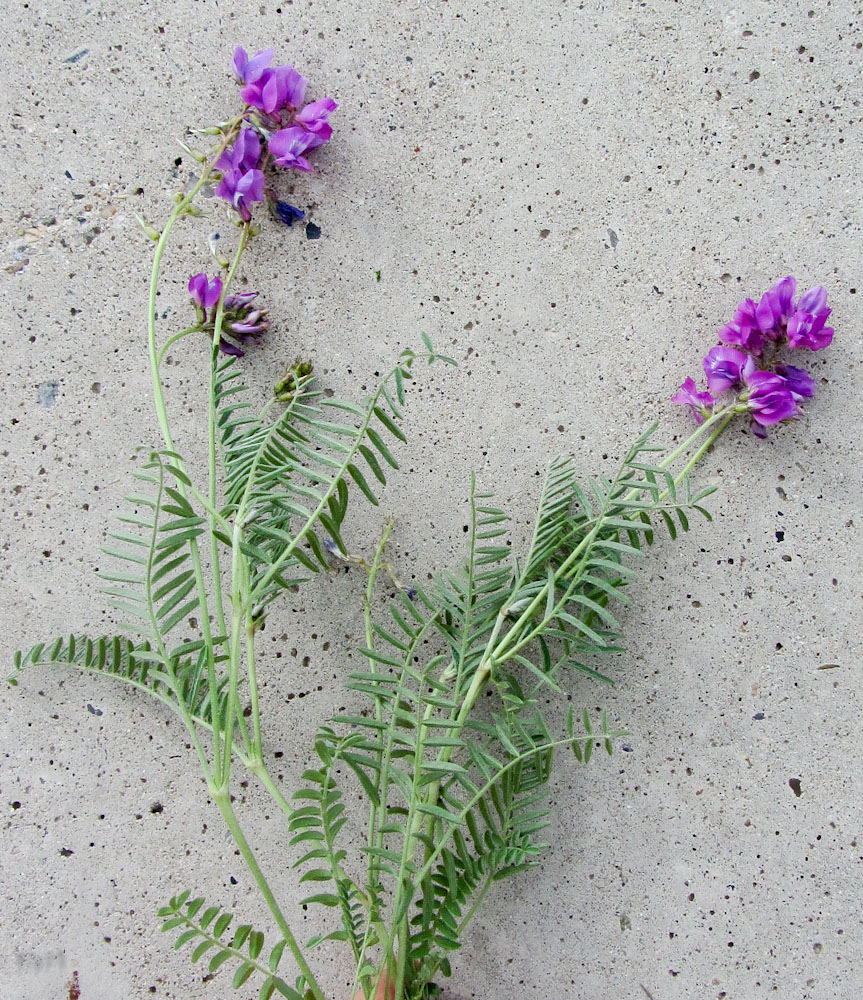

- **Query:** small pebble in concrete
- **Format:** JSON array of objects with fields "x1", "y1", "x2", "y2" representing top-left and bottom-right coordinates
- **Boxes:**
[{"x1": 37, "y1": 381, "x2": 59, "y2": 406}]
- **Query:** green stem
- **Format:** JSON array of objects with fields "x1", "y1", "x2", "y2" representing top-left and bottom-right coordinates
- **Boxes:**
[
  {"x1": 156, "y1": 325, "x2": 201, "y2": 368},
  {"x1": 206, "y1": 223, "x2": 251, "y2": 689},
  {"x1": 455, "y1": 873, "x2": 493, "y2": 940},
  {"x1": 221, "y1": 522, "x2": 247, "y2": 782},
  {"x1": 247, "y1": 759, "x2": 295, "y2": 819},
  {"x1": 146, "y1": 118, "x2": 242, "y2": 781},
  {"x1": 364, "y1": 523, "x2": 394, "y2": 890},
  {"x1": 213, "y1": 790, "x2": 325, "y2": 1000},
  {"x1": 245, "y1": 622, "x2": 263, "y2": 762},
  {"x1": 657, "y1": 401, "x2": 737, "y2": 471}
]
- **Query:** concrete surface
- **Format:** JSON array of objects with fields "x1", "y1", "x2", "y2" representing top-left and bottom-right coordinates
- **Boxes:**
[{"x1": 1, "y1": 1, "x2": 862, "y2": 998}]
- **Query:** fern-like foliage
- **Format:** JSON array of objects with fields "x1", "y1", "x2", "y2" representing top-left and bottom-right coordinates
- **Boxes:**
[
  {"x1": 289, "y1": 729, "x2": 371, "y2": 963},
  {"x1": 159, "y1": 890, "x2": 306, "y2": 999},
  {"x1": 8, "y1": 633, "x2": 226, "y2": 733},
  {"x1": 215, "y1": 343, "x2": 455, "y2": 620},
  {"x1": 286, "y1": 425, "x2": 712, "y2": 997},
  {"x1": 11, "y1": 347, "x2": 454, "y2": 762},
  {"x1": 9, "y1": 448, "x2": 231, "y2": 736}
]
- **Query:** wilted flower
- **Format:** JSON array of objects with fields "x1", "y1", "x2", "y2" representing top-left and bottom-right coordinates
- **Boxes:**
[
  {"x1": 189, "y1": 276, "x2": 269, "y2": 357},
  {"x1": 220, "y1": 291, "x2": 269, "y2": 355},
  {"x1": 775, "y1": 364, "x2": 814, "y2": 402},
  {"x1": 273, "y1": 200, "x2": 305, "y2": 226}
]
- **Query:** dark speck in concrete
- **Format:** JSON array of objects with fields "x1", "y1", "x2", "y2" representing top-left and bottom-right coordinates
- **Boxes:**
[
  {"x1": 305, "y1": 222, "x2": 321, "y2": 240},
  {"x1": 789, "y1": 777, "x2": 802, "y2": 797}
]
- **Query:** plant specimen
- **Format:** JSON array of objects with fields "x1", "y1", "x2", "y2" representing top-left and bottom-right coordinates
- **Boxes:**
[{"x1": 8, "y1": 48, "x2": 834, "y2": 1000}]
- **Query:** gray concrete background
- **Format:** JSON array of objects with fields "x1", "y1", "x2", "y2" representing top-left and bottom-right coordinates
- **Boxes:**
[{"x1": 1, "y1": 1, "x2": 861, "y2": 998}]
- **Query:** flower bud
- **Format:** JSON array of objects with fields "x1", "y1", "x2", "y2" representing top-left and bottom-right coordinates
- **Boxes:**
[{"x1": 274, "y1": 357, "x2": 314, "y2": 402}]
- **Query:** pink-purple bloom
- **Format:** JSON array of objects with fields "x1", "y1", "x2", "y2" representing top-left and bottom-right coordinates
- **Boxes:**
[
  {"x1": 189, "y1": 273, "x2": 222, "y2": 310},
  {"x1": 215, "y1": 167, "x2": 265, "y2": 222},
  {"x1": 241, "y1": 64, "x2": 308, "y2": 117},
  {"x1": 745, "y1": 371, "x2": 798, "y2": 427},
  {"x1": 787, "y1": 295, "x2": 833, "y2": 350},
  {"x1": 232, "y1": 46, "x2": 274, "y2": 84},
  {"x1": 216, "y1": 128, "x2": 261, "y2": 173},
  {"x1": 229, "y1": 46, "x2": 337, "y2": 173},
  {"x1": 702, "y1": 346, "x2": 754, "y2": 395},
  {"x1": 675, "y1": 277, "x2": 832, "y2": 437},
  {"x1": 671, "y1": 377, "x2": 715, "y2": 424},
  {"x1": 268, "y1": 127, "x2": 328, "y2": 172},
  {"x1": 719, "y1": 276, "x2": 833, "y2": 356},
  {"x1": 295, "y1": 97, "x2": 337, "y2": 137}
]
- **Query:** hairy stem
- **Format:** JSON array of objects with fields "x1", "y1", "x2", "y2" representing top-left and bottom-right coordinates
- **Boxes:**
[{"x1": 213, "y1": 789, "x2": 325, "y2": 1000}]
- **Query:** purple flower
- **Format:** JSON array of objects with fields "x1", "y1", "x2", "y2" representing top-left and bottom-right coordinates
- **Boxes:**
[
  {"x1": 763, "y1": 275, "x2": 797, "y2": 329},
  {"x1": 228, "y1": 310, "x2": 268, "y2": 336},
  {"x1": 720, "y1": 278, "x2": 833, "y2": 354},
  {"x1": 190, "y1": 278, "x2": 269, "y2": 357},
  {"x1": 241, "y1": 65, "x2": 308, "y2": 117},
  {"x1": 295, "y1": 97, "x2": 338, "y2": 136},
  {"x1": 268, "y1": 126, "x2": 328, "y2": 172},
  {"x1": 718, "y1": 277, "x2": 796, "y2": 355},
  {"x1": 702, "y1": 345, "x2": 754, "y2": 395},
  {"x1": 775, "y1": 364, "x2": 815, "y2": 401},
  {"x1": 219, "y1": 291, "x2": 269, "y2": 355},
  {"x1": 745, "y1": 371, "x2": 798, "y2": 427},
  {"x1": 718, "y1": 298, "x2": 766, "y2": 356},
  {"x1": 216, "y1": 128, "x2": 261, "y2": 173},
  {"x1": 232, "y1": 46, "x2": 274, "y2": 84},
  {"x1": 189, "y1": 273, "x2": 222, "y2": 310},
  {"x1": 787, "y1": 286, "x2": 833, "y2": 350},
  {"x1": 797, "y1": 285, "x2": 828, "y2": 315},
  {"x1": 214, "y1": 167, "x2": 265, "y2": 222},
  {"x1": 224, "y1": 291, "x2": 259, "y2": 310},
  {"x1": 671, "y1": 377, "x2": 716, "y2": 424}
]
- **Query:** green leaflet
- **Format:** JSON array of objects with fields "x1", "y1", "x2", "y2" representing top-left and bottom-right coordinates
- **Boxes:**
[{"x1": 157, "y1": 891, "x2": 301, "y2": 998}]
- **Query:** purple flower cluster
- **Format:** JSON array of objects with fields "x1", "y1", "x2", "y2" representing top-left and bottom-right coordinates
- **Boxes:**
[
  {"x1": 213, "y1": 47, "x2": 337, "y2": 222},
  {"x1": 673, "y1": 277, "x2": 832, "y2": 435},
  {"x1": 718, "y1": 276, "x2": 833, "y2": 356},
  {"x1": 188, "y1": 272, "x2": 270, "y2": 356}
]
